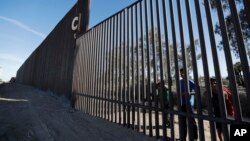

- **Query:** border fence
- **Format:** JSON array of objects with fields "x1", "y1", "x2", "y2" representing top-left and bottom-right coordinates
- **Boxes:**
[
  {"x1": 72, "y1": 0, "x2": 250, "y2": 140},
  {"x1": 16, "y1": 3, "x2": 87, "y2": 98},
  {"x1": 17, "y1": 0, "x2": 250, "y2": 140}
]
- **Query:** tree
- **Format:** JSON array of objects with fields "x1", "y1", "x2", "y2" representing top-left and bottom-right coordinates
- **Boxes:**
[
  {"x1": 100, "y1": 28, "x2": 201, "y2": 88},
  {"x1": 177, "y1": 39, "x2": 202, "y2": 75},
  {"x1": 143, "y1": 28, "x2": 201, "y2": 80},
  {"x1": 209, "y1": 0, "x2": 250, "y2": 58},
  {"x1": 234, "y1": 62, "x2": 245, "y2": 86}
]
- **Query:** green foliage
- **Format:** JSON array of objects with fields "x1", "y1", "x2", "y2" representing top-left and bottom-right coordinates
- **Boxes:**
[
  {"x1": 209, "y1": 0, "x2": 250, "y2": 58},
  {"x1": 222, "y1": 78, "x2": 229, "y2": 86},
  {"x1": 234, "y1": 61, "x2": 245, "y2": 86}
]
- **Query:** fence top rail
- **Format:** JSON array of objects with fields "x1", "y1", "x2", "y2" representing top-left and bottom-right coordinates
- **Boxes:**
[{"x1": 77, "y1": 0, "x2": 142, "y2": 38}]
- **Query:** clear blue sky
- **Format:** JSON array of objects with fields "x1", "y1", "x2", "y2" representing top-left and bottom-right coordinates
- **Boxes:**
[
  {"x1": 0, "y1": 0, "x2": 239, "y2": 82},
  {"x1": 0, "y1": 0, "x2": 134, "y2": 81}
]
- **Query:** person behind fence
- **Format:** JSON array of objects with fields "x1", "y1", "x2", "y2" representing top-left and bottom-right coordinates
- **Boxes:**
[
  {"x1": 179, "y1": 68, "x2": 198, "y2": 140},
  {"x1": 156, "y1": 81, "x2": 171, "y2": 127},
  {"x1": 206, "y1": 77, "x2": 235, "y2": 141}
]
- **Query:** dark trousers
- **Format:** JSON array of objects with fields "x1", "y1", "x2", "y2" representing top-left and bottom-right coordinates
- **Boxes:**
[{"x1": 180, "y1": 104, "x2": 198, "y2": 140}]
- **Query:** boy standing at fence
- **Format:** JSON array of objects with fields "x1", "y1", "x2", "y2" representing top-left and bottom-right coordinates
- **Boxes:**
[
  {"x1": 179, "y1": 68, "x2": 198, "y2": 140},
  {"x1": 208, "y1": 78, "x2": 235, "y2": 141},
  {"x1": 157, "y1": 81, "x2": 170, "y2": 127}
]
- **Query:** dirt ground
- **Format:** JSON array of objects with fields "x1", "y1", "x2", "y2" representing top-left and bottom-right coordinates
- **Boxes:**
[
  {"x1": 0, "y1": 83, "x2": 156, "y2": 141},
  {"x1": 2, "y1": 83, "x2": 249, "y2": 141}
]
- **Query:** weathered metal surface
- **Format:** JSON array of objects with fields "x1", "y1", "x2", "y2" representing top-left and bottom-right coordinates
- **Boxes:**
[{"x1": 16, "y1": 1, "x2": 89, "y2": 97}]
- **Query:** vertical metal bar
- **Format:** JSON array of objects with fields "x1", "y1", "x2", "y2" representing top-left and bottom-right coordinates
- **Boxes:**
[
  {"x1": 85, "y1": 31, "x2": 90, "y2": 114},
  {"x1": 86, "y1": 31, "x2": 90, "y2": 114},
  {"x1": 105, "y1": 21, "x2": 109, "y2": 119},
  {"x1": 93, "y1": 27, "x2": 97, "y2": 116},
  {"x1": 82, "y1": 36, "x2": 87, "y2": 113},
  {"x1": 161, "y1": 0, "x2": 175, "y2": 139},
  {"x1": 144, "y1": 0, "x2": 153, "y2": 136},
  {"x1": 135, "y1": 3, "x2": 141, "y2": 132},
  {"x1": 76, "y1": 39, "x2": 81, "y2": 111},
  {"x1": 74, "y1": 39, "x2": 80, "y2": 111},
  {"x1": 112, "y1": 15, "x2": 116, "y2": 123},
  {"x1": 102, "y1": 22, "x2": 106, "y2": 118},
  {"x1": 190, "y1": 0, "x2": 214, "y2": 140},
  {"x1": 96, "y1": 25, "x2": 101, "y2": 117},
  {"x1": 90, "y1": 28, "x2": 95, "y2": 116},
  {"x1": 131, "y1": 6, "x2": 136, "y2": 130},
  {"x1": 95, "y1": 27, "x2": 99, "y2": 116},
  {"x1": 169, "y1": 0, "x2": 183, "y2": 140},
  {"x1": 86, "y1": 32, "x2": 92, "y2": 113},
  {"x1": 177, "y1": 0, "x2": 194, "y2": 139},
  {"x1": 123, "y1": 9, "x2": 127, "y2": 126},
  {"x1": 85, "y1": 32, "x2": 91, "y2": 113},
  {"x1": 89, "y1": 29, "x2": 93, "y2": 115},
  {"x1": 90, "y1": 29, "x2": 94, "y2": 115},
  {"x1": 215, "y1": 0, "x2": 237, "y2": 140},
  {"x1": 111, "y1": 16, "x2": 115, "y2": 123},
  {"x1": 81, "y1": 36, "x2": 85, "y2": 112},
  {"x1": 203, "y1": 1, "x2": 222, "y2": 139},
  {"x1": 149, "y1": 0, "x2": 159, "y2": 137},
  {"x1": 102, "y1": 21, "x2": 107, "y2": 119},
  {"x1": 115, "y1": 14, "x2": 119, "y2": 124},
  {"x1": 119, "y1": 12, "x2": 122, "y2": 125},
  {"x1": 83, "y1": 36, "x2": 87, "y2": 113},
  {"x1": 185, "y1": 0, "x2": 206, "y2": 140},
  {"x1": 94, "y1": 26, "x2": 98, "y2": 116},
  {"x1": 108, "y1": 18, "x2": 112, "y2": 121},
  {"x1": 139, "y1": 1, "x2": 146, "y2": 134},
  {"x1": 228, "y1": 0, "x2": 250, "y2": 115},
  {"x1": 94, "y1": 26, "x2": 98, "y2": 117},
  {"x1": 99, "y1": 22, "x2": 105, "y2": 118},
  {"x1": 105, "y1": 20, "x2": 109, "y2": 120},
  {"x1": 77, "y1": 39, "x2": 81, "y2": 111},
  {"x1": 99, "y1": 24, "x2": 103, "y2": 117},
  {"x1": 113, "y1": 19, "x2": 116, "y2": 122},
  {"x1": 112, "y1": 17, "x2": 114, "y2": 121},
  {"x1": 92, "y1": 28, "x2": 96, "y2": 116},
  {"x1": 72, "y1": 47, "x2": 77, "y2": 108},
  {"x1": 107, "y1": 20, "x2": 111, "y2": 120},
  {"x1": 90, "y1": 29, "x2": 95, "y2": 115},
  {"x1": 155, "y1": 0, "x2": 166, "y2": 139},
  {"x1": 127, "y1": 7, "x2": 131, "y2": 128},
  {"x1": 177, "y1": 0, "x2": 193, "y2": 138}
]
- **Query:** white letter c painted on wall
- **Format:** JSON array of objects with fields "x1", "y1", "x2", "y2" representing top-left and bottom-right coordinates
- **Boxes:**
[{"x1": 71, "y1": 16, "x2": 79, "y2": 31}]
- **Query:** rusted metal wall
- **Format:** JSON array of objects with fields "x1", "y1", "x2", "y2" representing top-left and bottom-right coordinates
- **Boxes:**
[
  {"x1": 16, "y1": 4, "x2": 80, "y2": 97},
  {"x1": 72, "y1": 0, "x2": 250, "y2": 140}
]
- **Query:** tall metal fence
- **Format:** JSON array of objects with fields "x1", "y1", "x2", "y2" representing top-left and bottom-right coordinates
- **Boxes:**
[
  {"x1": 72, "y1": 0, "x2": 250, "y2": 140},
  {"x1": 16, "y1": 3, "x2": 85, "y2": 97}
]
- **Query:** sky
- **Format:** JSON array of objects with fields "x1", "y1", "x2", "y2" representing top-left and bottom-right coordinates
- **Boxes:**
[
  {"x1": 0, "y1": 0, "x2": 245, "y2": 82},
  {"x1": 0, "y1": 0, "x2": 135, "y2": 82}
]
